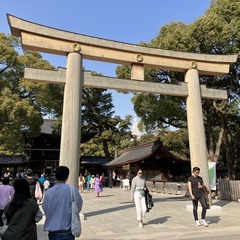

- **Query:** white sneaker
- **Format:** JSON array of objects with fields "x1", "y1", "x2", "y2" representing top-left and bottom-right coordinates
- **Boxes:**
[
  {"x1": 139, "y1": 222, "x2": 143, "y2": 228},
  {"x1": 195, "y1": 220, "x2": 201, "y2": 226},
  {"x1": 200, "y1": 219, "x2": 208, "y2": 227}
]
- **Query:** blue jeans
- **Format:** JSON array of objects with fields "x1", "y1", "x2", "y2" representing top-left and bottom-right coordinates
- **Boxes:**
[{"x1": 48, "y1": 232, "x2": 75, "y2": 240}]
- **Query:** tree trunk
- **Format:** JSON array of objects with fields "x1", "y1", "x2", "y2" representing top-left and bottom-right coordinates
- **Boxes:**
[
  {"x1": 102, "y1": 139, "x2": 111, "y2": 162},
  {"x1": 220, "y1": 114, "x2": 236, "y2": 180},
  {"x1": 205, "y1": 107, "x2": 223, "y2": 163},
  {"x1": 213, "y1": 101, "x2": 238, "y2": 180}
]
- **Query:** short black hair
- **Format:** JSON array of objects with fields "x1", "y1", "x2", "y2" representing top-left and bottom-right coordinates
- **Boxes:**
[
  {"x1": 55, "y1": 166, "x2": 69, "y2": 181},
  {"x1": 26, "y1": 168, "x2": 33, "y2": 176},
  {"x1": 14, "y1": 178, "x2": 31, "y2": 197},
  {"x1": 193, "y1": 167, "x2": 200, "y2": 172},
  {"x1": 2, "y1": 177, "x2": 10, "y2": 185}
]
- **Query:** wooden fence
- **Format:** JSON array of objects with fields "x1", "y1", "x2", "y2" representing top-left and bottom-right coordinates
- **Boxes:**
[
  {"x1": 218, "y1": 179, "x2": 240, "y2": 201},
  {"x1": 146, "y1": 181, "x2": 189, "y2": 196},
  {"x1": 146, "y1": 180, "x2": 240, "y2": 201}
]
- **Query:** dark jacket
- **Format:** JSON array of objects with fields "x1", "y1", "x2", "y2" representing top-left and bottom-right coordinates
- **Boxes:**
[
  {"x1": 144, "y1": 188, "x2": 154, "y2": 212},
  {"x1": 202, "y1": 185, "x2": 210, "y2": 209},
  {"x1": 25, "y1": 177, "x2": 43, "y2": 200},
  {"x1": 2, "y1": 199, "x2": 39, "y2": 240}
]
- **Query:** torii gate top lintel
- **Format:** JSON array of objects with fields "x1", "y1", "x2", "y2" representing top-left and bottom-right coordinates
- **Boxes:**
[{"x1": 7, "y1": 14, "x2": 238, "y2": 76}]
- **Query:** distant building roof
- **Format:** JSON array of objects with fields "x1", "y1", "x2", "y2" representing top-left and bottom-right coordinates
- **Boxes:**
[
  {"x1": 80, "y1": 156, "x2": 109, "y2": 165},
  {"x1": 106, "y1": 139, "x2": 188, "y2": 167}
]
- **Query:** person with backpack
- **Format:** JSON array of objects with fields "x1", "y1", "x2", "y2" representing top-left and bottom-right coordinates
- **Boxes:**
[{"x1": 25, "y1": 169, "x2": 43, "y2": 202}]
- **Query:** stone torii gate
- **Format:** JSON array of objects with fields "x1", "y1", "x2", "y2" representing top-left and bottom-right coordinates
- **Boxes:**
[{"x1": 7, "y1": 15, "x2": 238, "y2": 189}]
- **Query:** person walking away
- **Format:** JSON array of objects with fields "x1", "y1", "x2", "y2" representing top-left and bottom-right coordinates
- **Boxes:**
[
  {"x1": 42, "y1": 166, "x2": 83, "y2": 240},
  {"x1": 130, "y1": 169, "x2": 147, "y2": 228},
  {"x1": 100, "y1": 174, "x2": 105, "y2": 188},
  {"x1": 25, "y1": 168, "x2": 43, "y2": 201},
  {"x1": 108, "y1": 172, "x2": 113, "y2": 188},
  {"x1": 38, "y1": 174, "x2": 46, "y2": 185},
  {"x1": 43, "y1": 177, "x2": 50, "y2": 192},
  {"x1": 49, "y1": 169, "x2": 55, "y2": 188},
  {"x1": 0, "y1": 178, "x2": 14, "y2": 227},
  {"x1": 94, "y1": 174, "x2": 103, "y2": 197},
  {"x1": 188, "y1": 166, "x2": 208, "y2": 227},
  {"x1": 1, "y1": 179, "x2": 42, "y2": 240},
  {"x1": 78, "y1": 173, "x2": 85, "y2": 193},
  {"x1": 90, "y1": 175, "x2": 95, "y2": 190},
  {"x1": 129, "y1": 171, "x2": 135, "y2": 190},
  {"x1": 86, "y1": 173, "x2": 91, "y2": 191}
]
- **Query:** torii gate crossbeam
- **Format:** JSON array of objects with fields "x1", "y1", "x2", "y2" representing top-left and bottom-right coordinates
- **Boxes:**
[
  {"x1": 7, "y1": 14, "x2": 238, "y2": 194},
  {"x1": 24, "y1": 67, "x2": 228, "y2": 100}
]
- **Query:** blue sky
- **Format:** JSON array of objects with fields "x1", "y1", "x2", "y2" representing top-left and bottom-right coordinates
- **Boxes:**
[{"x1": 1, "y1": 0, "x2": 210, "y2": 120}]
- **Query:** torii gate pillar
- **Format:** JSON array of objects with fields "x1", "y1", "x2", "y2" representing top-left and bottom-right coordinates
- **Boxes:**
[
  {"x1": 185, "y1": 68, "x2": 210, "y2": 190},
  {"x1": 60, "y1": 49, "x2": 82, "y2": 186}
]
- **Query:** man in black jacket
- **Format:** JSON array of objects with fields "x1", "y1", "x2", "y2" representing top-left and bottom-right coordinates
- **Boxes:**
[{"x1": 188, "y1": 167, "x2": 208, "y2": 227}]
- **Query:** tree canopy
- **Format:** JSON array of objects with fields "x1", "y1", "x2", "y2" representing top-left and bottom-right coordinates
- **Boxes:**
[
  {"x1": 0, "y1": 33, "x2": 63, "y2": 155},
  {"x1": 116, "y1": 0, "x2": 240, "y2": 178}
]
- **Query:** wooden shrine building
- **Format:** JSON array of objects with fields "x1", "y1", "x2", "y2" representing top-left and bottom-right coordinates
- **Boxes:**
[{"x1": 106, "y1": 139, "x2": 190, "y2": 182}]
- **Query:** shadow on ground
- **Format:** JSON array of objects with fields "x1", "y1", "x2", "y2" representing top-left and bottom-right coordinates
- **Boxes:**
[
  {"x1": 147, "y1": 216, "x2": 172, "y2": 225},
  {"x1": 214, "y1": 200, "x2": 234, "y2": 207},
  {"x1": 84, "y1": 203, "x2": 135, "y2": 218}
]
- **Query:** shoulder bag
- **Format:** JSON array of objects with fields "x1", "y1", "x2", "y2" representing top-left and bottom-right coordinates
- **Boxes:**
[
  {"x1": 0, "y1": 213, "x2": 8, "y2": 237},
  {"x1": 70, "y1": 186, "x2": 82, "y2": 237}
]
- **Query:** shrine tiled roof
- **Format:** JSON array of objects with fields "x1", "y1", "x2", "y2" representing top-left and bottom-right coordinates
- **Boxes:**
[{"x1": 106, "y1": 139, "x2": 188, "y2": 167}]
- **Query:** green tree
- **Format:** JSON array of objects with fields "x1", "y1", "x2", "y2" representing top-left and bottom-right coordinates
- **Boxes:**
[
  {"x1": 0, "y1": 33, "x2": 63, "y2": 155},
  {"x1": 116, "y1": 0, "x2": 240, "y2": 178},
  {"x1": 81, "y1": 115, "x2": 135, "y2": 159},
  {"x1": 52, "y1": 80, "x2": 135, "y2": 160},
  {"x1": 160, "y1": 128, "x2": 189, "y2": 160}
]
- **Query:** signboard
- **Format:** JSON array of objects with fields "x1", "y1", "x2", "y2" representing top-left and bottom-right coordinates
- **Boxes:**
[
  {"x1": 208, "y1": 162, "x2": 216, "y2": 190},
  {"x1": 122, "y1": 164, "x2": 130, "y2": 170}
]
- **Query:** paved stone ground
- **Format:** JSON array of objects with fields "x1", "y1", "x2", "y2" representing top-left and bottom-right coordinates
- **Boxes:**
[{"x1": 37, "y1": 187, "x2": 240, "y2": 240}]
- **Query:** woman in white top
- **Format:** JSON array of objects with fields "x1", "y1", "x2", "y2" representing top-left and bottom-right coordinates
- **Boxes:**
[
  {"x1": 78, "y1": 173, "x2": 85, "y2": 193},
  {"x1": 130, "y1": 169, "x2": 147, "y2": 228}
]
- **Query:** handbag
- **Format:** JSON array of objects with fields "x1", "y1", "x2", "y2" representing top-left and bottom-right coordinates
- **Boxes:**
[
  {"x1": 35, "y1": 180, "x2": 43, "y2": 201},
  {"x1": 70, "y1": 186, "x2": 82, "y2": 237}
]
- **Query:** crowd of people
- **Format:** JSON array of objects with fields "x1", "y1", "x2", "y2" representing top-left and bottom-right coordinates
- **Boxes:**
[
  {"x1": 0, "y1": 165, "x2": 210, "y2": 239},
  {"x1": 0, "y1": 166, "x2": 82, "y2": 240}
]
